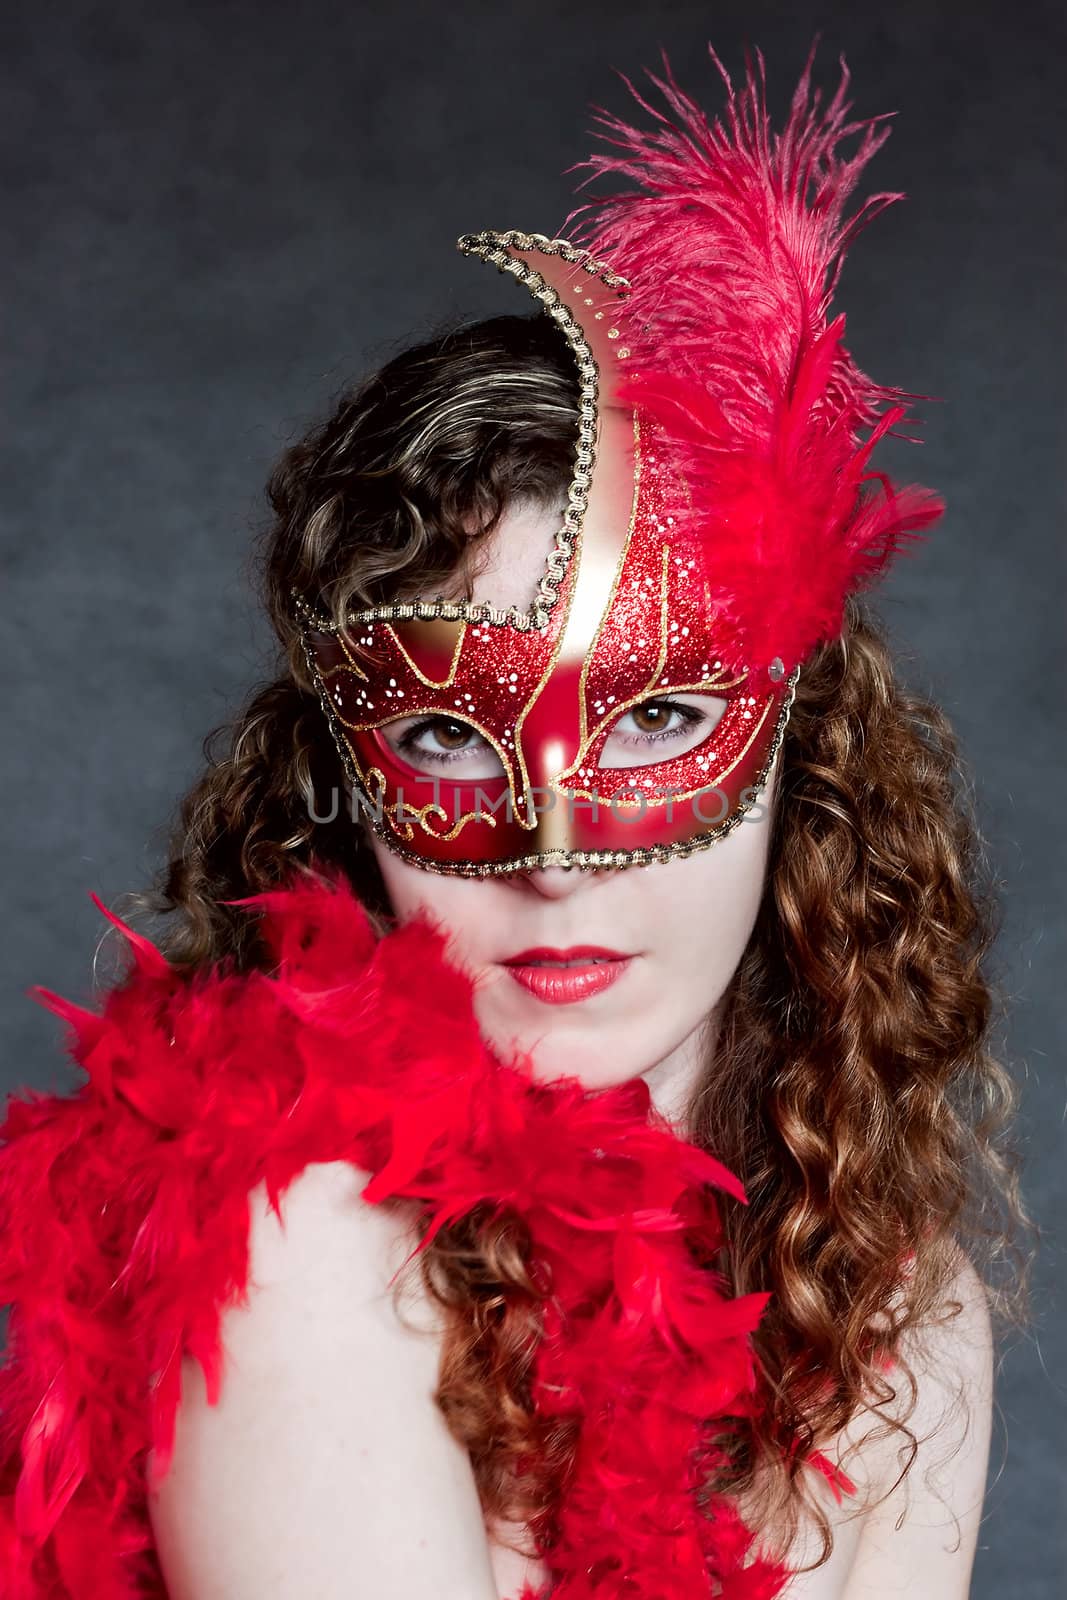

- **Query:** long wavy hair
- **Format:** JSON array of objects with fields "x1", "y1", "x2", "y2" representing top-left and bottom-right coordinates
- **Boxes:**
[{"x1": 116, "y1": 312, "x2": 1032, "y2": 1571}]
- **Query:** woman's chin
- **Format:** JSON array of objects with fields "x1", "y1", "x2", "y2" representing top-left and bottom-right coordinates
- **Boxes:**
[{"x1": 481, "y1": 1021, "x2": 654, "y2": 1093}]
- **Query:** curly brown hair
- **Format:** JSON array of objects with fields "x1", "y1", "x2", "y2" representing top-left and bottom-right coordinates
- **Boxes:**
[{"x1": 115, "y1": 312, "x2": 1033, "y2": 1573}]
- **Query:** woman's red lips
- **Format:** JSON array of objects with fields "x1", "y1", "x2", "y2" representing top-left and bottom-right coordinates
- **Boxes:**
[
  {"x1": 503, "y1": 946, "x2": 629, "y2": 966},
  {"x1": 500, "y1": 947, "x2": 633, "y2": 1005}
]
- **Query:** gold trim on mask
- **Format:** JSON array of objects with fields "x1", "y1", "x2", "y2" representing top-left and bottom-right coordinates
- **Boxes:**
[
  {"x1": 572, "y1": 410, "x2": 647, "y2": 754},
  {"x1": 291, "y1": 232, "x2": 629, "y2": 641},
  {"x1": 328, "y1": 630, "x2": 369, "y2": 681},
  {"x1": 385, "y1": 618, "x2": 468, "y2": 689},
  {"x1": 555, "y1": 686, "x2": 773, "y2": 803},
  {"x1": 556, "y1": 414, "x2": 749, "y2": 791},
  {"x1": 581, "y1": 693, "x2": 776, "y2": 807},
  {"x1": 360, "y1": 766, "x2": 498, "y2": 845},
  {"x1": 323, "y1": 694, "x2": 533, "y2": 830}
]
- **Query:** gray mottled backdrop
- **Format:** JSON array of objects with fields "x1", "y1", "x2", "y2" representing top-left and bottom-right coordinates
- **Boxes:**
[{"x1": 2, "y1": 0, "x2": 1063, "y2": 1593}]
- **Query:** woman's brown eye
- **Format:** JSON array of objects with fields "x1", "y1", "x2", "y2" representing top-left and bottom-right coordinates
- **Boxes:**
[
  {"x1": 631, "y1": 702, "x2": 673, "y2": 734},
  {"x1": 430, "y1": 719, "x2": 473, "y2": 749}
]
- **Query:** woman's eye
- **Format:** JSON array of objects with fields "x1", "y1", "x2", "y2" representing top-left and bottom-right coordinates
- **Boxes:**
[
  {"x1": 597, "y1": 695, "x2": 727, "y2": 770},
  {"x1": 383, "y1": 715, "x2": 505, "y2": 780},
  {"x1": 629, "y1": 702, "x2": 682, "y2": 735},
  {"x1": 405, "y1": 719, "x2": 473, "y2": 754}
]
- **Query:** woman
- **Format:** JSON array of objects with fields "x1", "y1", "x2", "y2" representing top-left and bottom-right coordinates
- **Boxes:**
[{"x1": 0, "y1": 42, "x2": 1029, "y2": 1600}]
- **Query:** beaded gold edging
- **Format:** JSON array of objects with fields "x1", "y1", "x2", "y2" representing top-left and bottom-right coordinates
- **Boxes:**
[{"x1": 290, "y1": 229, "x2": 628, "y2": 638}]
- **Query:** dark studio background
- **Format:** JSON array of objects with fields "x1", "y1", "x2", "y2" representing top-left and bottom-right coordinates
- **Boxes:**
[{"x1": 2, "y1": 0, "x2": 1064, "y2": 1593}]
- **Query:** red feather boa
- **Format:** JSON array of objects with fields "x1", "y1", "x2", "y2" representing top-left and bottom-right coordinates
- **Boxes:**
[{"x1": 0, "y1": 868, "x2": 830, "y2": 1596}]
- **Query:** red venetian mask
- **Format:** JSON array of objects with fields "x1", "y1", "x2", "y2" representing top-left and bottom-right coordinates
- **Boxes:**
[{"x1": 294, "y1": 237, "x2": 796, "y2": 875}]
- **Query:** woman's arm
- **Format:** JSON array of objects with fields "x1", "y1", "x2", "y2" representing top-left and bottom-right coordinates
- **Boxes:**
[
  {"x1": 146, "y1": 1160, "x2": 500, "y2": 1600},
  {"x1": 783, "y1": 1249, "x2": 995, "y2": 1599},
  {"x1": 844, "y1": 1250, "x2": 995, "y2": 1598}
]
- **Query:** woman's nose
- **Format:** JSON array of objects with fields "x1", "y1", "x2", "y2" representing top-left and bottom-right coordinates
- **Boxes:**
[{"x1": 512, "y1": 865, "x2": 606, "y2": 900}]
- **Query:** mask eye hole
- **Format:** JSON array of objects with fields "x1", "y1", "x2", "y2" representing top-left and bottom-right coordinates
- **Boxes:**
[
  {"x1": 596, "y1": 694, "x2": 729, "y2": 770},
  {"x1": 377, "y1": 714, "x2": 506, "y2": 781}
]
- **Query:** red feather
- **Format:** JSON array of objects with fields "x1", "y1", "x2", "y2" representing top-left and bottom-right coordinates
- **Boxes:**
[{"x1": 566, "y1": 39, "x2": 945, "y2": 687}]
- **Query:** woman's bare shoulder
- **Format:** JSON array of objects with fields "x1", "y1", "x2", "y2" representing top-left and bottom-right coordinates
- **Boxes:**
[
  {"x1": 242, "y1": 1159, "x2": 444, "y2": 1335},
  {"x1": 771, "y1": 1248, "x2": 995, "y2": 1599},
  {"x1": 146, "y1": 1161, "x2": 497, "y2": 1599}
]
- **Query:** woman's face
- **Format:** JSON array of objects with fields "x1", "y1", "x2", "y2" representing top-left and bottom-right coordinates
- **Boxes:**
[{"x1": 362, "y1": 501, "x2": 780, "y2": 1113}]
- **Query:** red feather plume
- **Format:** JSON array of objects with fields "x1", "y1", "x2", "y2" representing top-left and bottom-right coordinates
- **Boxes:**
[{"x1": 565, "y1": 38, "x2": 946, "y2": 684}]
